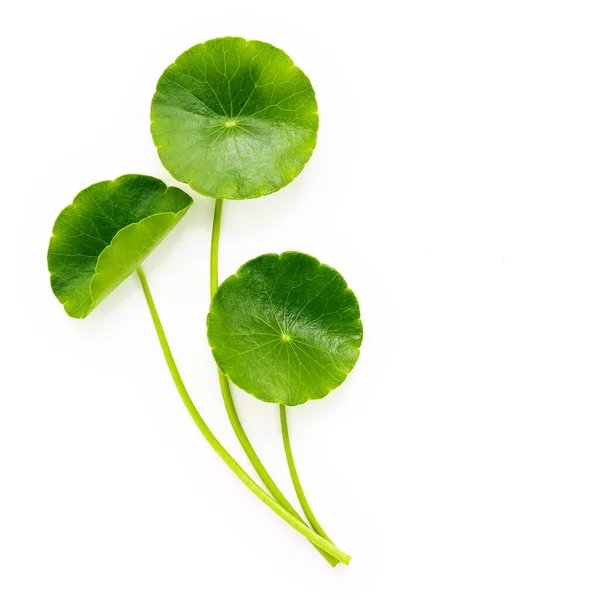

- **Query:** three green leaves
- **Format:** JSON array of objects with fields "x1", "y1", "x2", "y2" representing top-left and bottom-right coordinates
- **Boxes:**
[{"x1": 47, "y1": 37, "x2": 362, "y2": 566}]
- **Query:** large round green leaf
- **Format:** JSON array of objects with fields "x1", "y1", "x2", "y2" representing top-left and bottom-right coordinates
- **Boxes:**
[
  {"x1": 150, "y1": 37, "x2": 319, "y2": 200},
  {"x1": 207, "y1": 252, "x2": 363, "y2": 406},
  {"x1": 48, "y1": 175, "x2": 192, "y2": 318}
]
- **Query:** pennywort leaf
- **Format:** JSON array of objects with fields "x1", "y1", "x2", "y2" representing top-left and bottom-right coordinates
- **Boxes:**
[
  {"x1": 48, "y1": 174, "x2": 192, "y2": 318},
  {"x1": 151, "y1": 37, "x2": 319, "y2": 200},
  {"x1": 207, "y1": 252, "x2": 363, "y2": 406}
]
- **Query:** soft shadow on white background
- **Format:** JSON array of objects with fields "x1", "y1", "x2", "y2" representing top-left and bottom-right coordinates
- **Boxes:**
[{"x1": 2, "y1": 1, "x2": 600, "y2": 599}]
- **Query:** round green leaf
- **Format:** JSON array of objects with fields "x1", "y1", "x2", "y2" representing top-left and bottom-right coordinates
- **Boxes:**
[
  {"x1": 150, "y1": 37, "x2": 319, "y2": 200},
  {"x1": 48, "y1": 174, "x2": 193, "y2": 318},
  {"x1": 207, "y1": 252, "x2": 363, "y2": 406}
]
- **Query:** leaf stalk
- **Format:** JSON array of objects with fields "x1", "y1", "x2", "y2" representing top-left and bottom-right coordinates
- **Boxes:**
[
  {"x1": 136, "y1": 266, "x2": 350, "y2": 565},
  {"x1": 209, "y1": 199, "x2": 341, "y2": 566}
]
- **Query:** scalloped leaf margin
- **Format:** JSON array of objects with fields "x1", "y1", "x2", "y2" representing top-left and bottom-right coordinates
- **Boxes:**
[
  {"x1": 207, "y1": 251, "x2": 363, "y2": 406},
  {"x1": 48, "y1": 175, "x2": 193, "y2": 318},
  {"x1": 150, "y1": 36, "x2": 319, "y2": 200}
]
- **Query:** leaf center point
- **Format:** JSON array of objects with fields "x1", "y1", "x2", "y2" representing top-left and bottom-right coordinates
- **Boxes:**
[{"x1": 281, "y1": 333, "x2": 292, "y2": 342}]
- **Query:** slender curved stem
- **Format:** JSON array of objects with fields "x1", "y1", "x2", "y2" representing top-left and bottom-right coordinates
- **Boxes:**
[
  {"x1": 209, "y1": 199, "x2": 340, "y2": 567},
  {"x1": 136, "y1": 266, "x2": 350, "y2": 565},
  {"x1": 210, "y1": 199, "x2": 224, "y2": 298},
  {"x1": 280, "y1": 405, "x2": 334, "y2": 544}
]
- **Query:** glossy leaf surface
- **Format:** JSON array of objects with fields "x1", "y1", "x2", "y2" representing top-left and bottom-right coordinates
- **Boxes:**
[
  {"x1": 151, "y1": 37, "x2": 319, "y2": 200},
  {"x1": 48, "y1": 175, "x2": 192, "y2": 318},
  {"x1": 207, "y1": 252, "x2": 363, "y2": 406}
]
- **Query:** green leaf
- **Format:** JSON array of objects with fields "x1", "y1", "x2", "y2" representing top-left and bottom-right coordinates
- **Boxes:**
[
  {"x1": 207, "y1": 252, "x2": 363, "y2": 406},
  {"x1": 151, "y1": 37, "x2": 319, "y2": 200},
  {"x1": 47, "y1": 174, "x2": 193, "y2": 318}
]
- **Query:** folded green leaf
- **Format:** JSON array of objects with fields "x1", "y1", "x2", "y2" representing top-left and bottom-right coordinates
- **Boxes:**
[
  {"x1": 151, "y1": 37, "x2": 319, "y2": 200},
  {"x1": 48, "y1": 174, "x2": 193, "y2": 318},
  {"x1": 207, "y1": 252, "x2": 363, "y2": 406}
]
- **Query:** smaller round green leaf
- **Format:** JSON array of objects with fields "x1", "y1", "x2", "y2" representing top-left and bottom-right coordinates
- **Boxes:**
[
  {"x1": 207, "y1": 252, "x2": 363, "y2": 406},
  {"x1": 48, "y1": 175, "x2": 193, "y2": 318},
  {"x1": 151, "y1": 37, "x2": 319, "y2": 200}
]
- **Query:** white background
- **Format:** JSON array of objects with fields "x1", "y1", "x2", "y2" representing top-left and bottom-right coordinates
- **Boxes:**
[{"x1": 2, "y1": 1, "x2": 600, "y2": 598}]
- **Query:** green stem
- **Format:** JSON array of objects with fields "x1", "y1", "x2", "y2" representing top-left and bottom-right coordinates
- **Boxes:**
[
  {"x1": 209, "y1": 199, "x2": 340, "y2": 567},
  {"x1": 280, "y1": 405, "x2": 334, "y2": 544},
  {"x1": 136, "y1": 266, "x2": 350, "y2": 565},
  {"x1": 210, "y1": 198, "x2": 224, "y2": 298}
]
